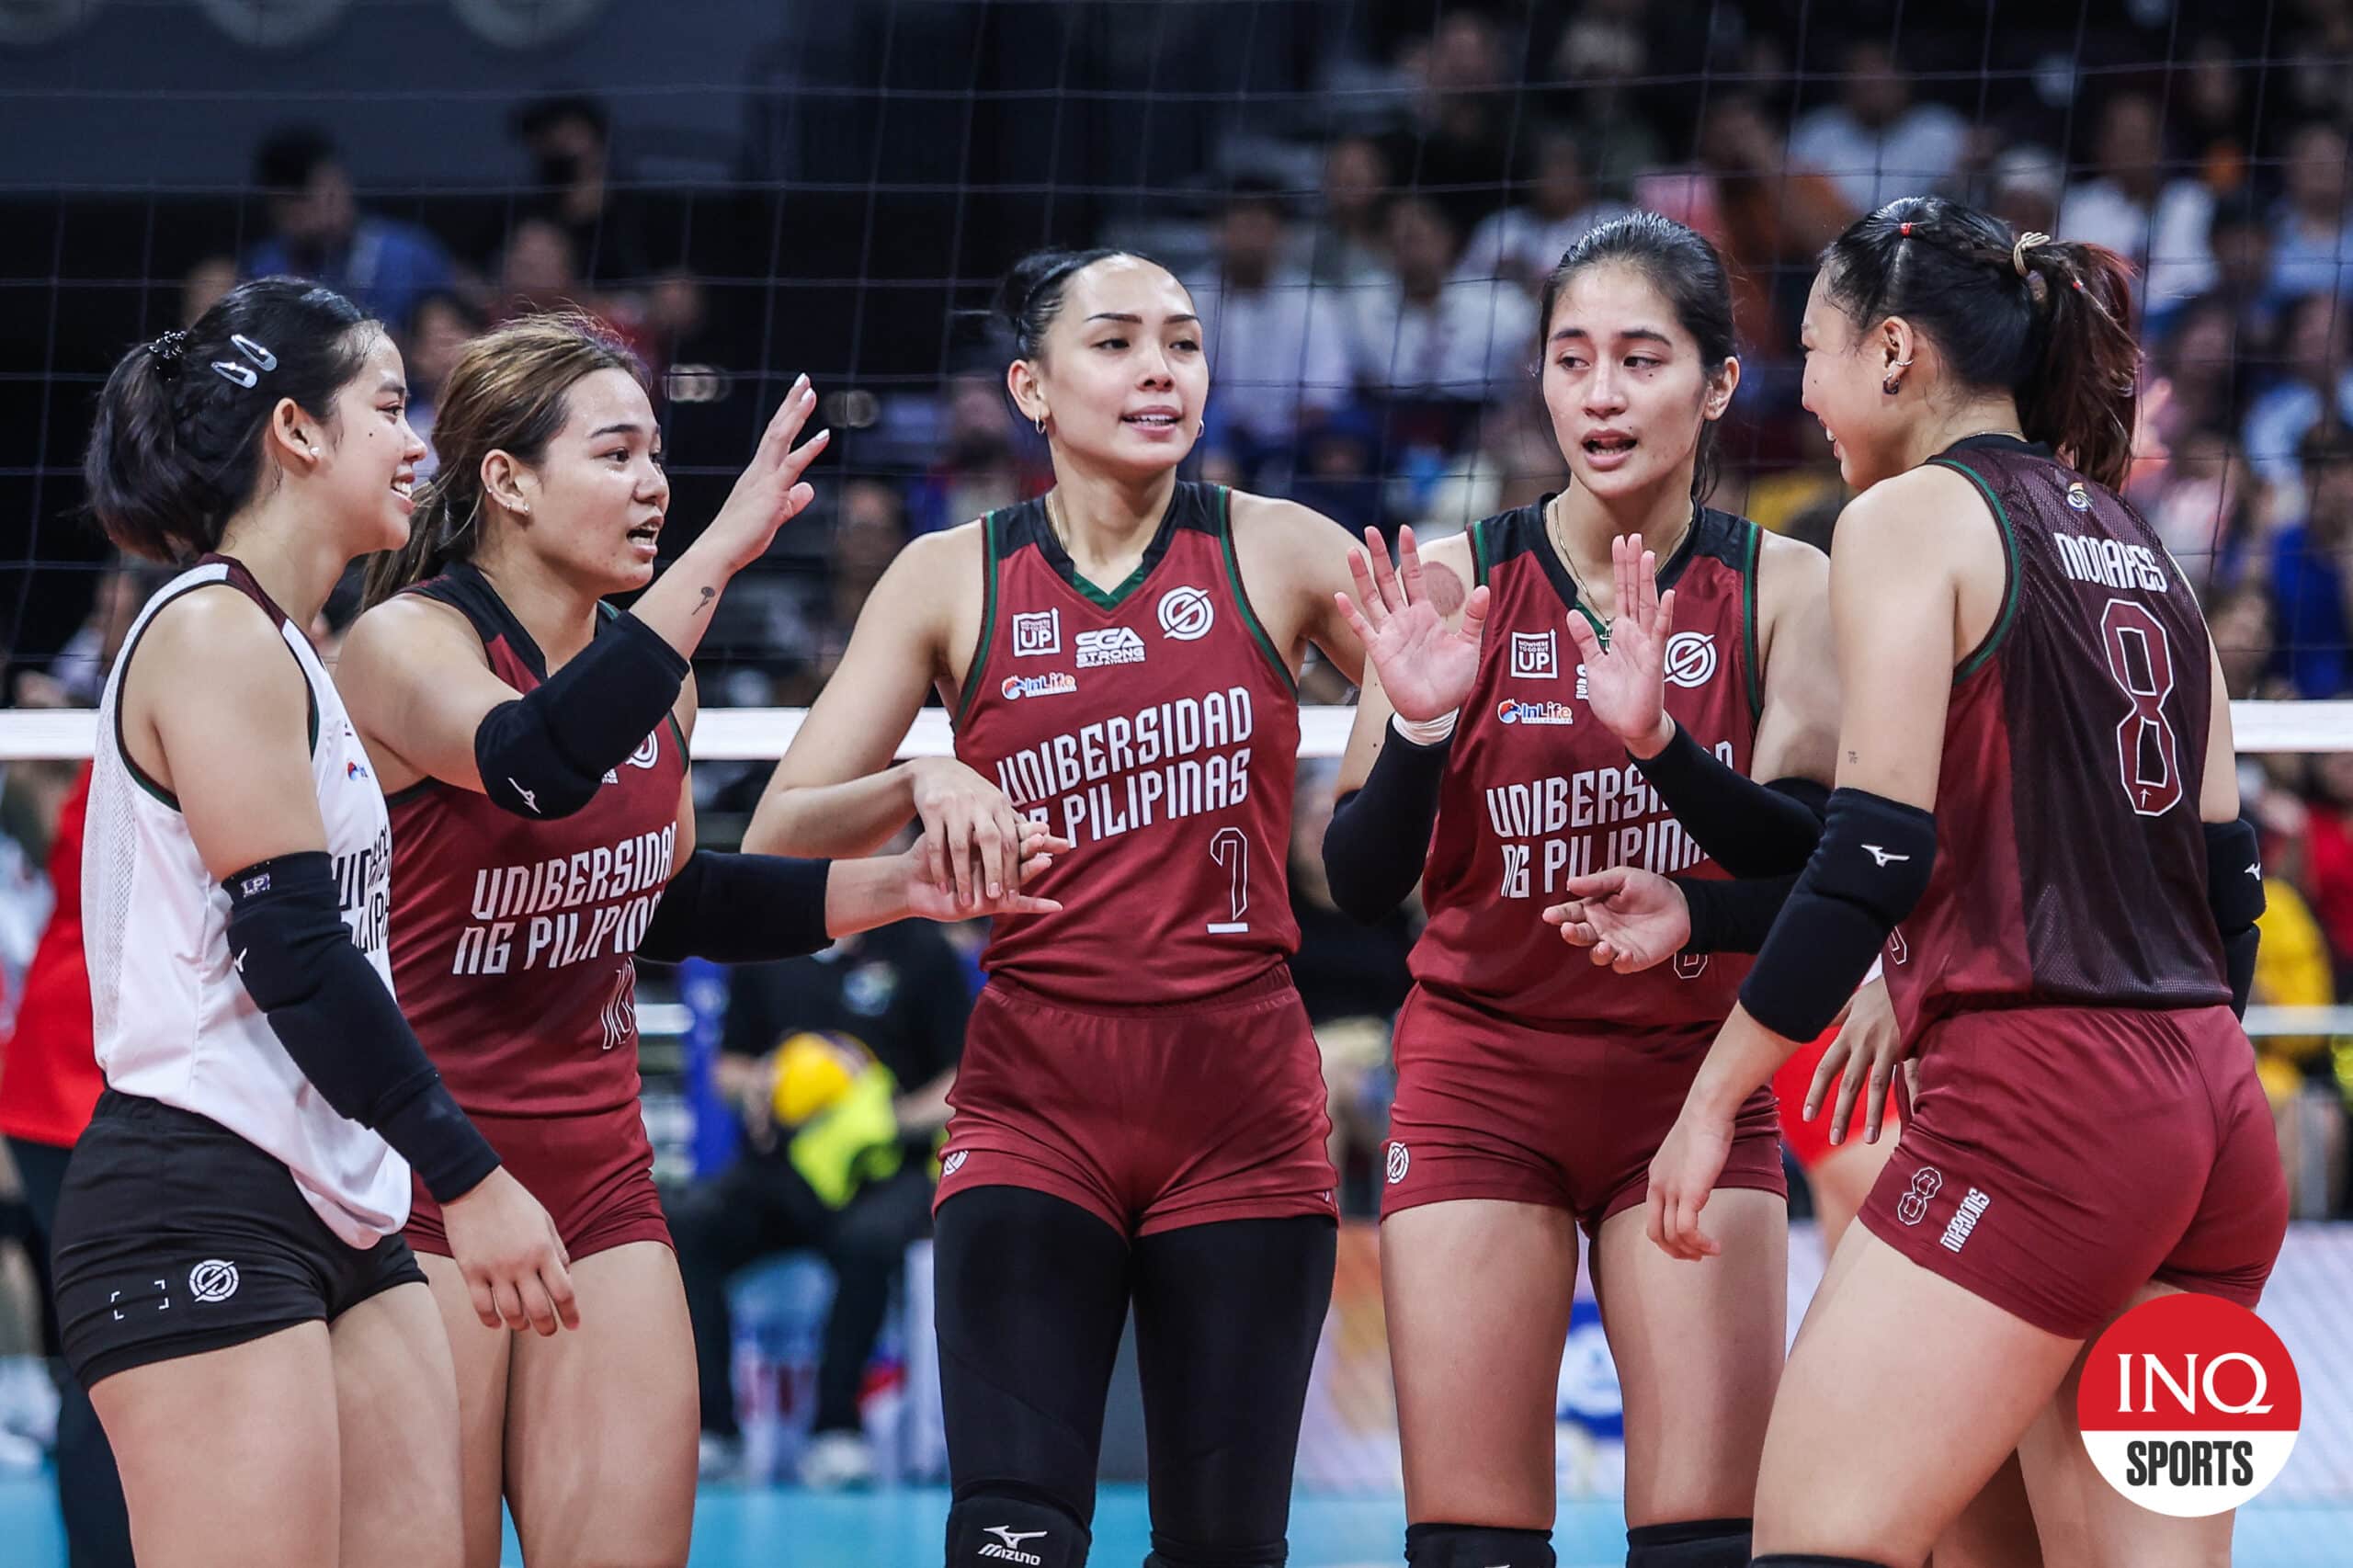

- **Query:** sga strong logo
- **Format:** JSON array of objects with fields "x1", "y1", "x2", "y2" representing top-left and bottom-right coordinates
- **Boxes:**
[{"x1": 2077, "y1": 1293, "x2": 2301, "y2": 1517}]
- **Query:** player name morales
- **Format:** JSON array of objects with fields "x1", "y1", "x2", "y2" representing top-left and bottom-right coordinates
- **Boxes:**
[
  {"x1": 993, "y1": 685, "x2": 1258, "y2": 846},
  {"x1": 2056, "y1": 530, "x2": 2169, "y2": 593}
]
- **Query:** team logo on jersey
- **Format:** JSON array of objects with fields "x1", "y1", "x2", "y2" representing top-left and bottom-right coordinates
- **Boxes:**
[
  {"x1": 1510, "y1": 630, "x2": 1559, "y2": 679},
  {"x1": 1385, "y1": 1142, "x2": 1411, "y2": 1185},
  {"x1": 627, "y1": 733, "x2": 661, "y2": 768},
  {"x1": 1887, "y1": 925, "x2": 1910, "y2": 965},
  {"x1": 1075, "y1": 626, "x2": 1148, "y2": 667},
  {"x1": 1496, "y1": 699, "x2": 1575, "y2": 726},
  {"x1": 1001, "y1": 672, "x2": 1078, "y2": 701},
  {"x1": 2066, "y1": 481, "x2": 2094, "y2": 512},
  {"x1": 940, "y1": 1150, "x2": 968, "y2": 1177},
  {"x1": 1157, "y1": 585, "x2": 1215, "y2": 642},
  {"x1": 188, "y1": 1260, "x2": 240, "y2": 1304},
  {"x1": 1663, "y1": 631, "x2": 1717, "y2": 688},
  {"x1": 1895, "y1": 1165, "x2": 1943, "y2": 1225},
  {"x1": 1012, "y1": 609, "x2": 1062, "y2": 657},
  {"x1": 346, "y1": 758, "x2": 369, "y2": 781},
  {"x1": 1673, "y1": 952, "x2": 1710, "y2": 980}
]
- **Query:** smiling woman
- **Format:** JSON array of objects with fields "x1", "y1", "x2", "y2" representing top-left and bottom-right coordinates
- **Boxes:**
[
  {"x1": 741, "y1": 245, "x2": 1370, "y2": 1568},
  {"x1": 328, "y1": 312, "x2": 1059, "y2": 1568}
]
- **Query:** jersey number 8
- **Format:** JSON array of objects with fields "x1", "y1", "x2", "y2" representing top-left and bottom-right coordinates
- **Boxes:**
[{"x1": 2099, "y1": 598, "x2": 2183, "y2": 818}]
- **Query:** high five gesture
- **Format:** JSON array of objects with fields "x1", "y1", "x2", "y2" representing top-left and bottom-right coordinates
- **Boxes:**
[{"x1": 1334, "y1": 525, "x2": 1490, "y2": 722}]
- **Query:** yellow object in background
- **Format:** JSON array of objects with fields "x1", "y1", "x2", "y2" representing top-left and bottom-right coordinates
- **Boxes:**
[{"x1": 769, "y1": 1031, "x2": 863, "y2": 1126}]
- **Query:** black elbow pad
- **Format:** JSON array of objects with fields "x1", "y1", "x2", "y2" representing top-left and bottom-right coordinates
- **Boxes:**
[{"x1": 473, "y1": 610, "x2": 688, "y2": 821}]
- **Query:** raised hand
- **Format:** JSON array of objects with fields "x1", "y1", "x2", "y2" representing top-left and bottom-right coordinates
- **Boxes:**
[
  {"x1": 704, "y1": 374, "x2": 833, "y2": 573},
  {"x1": 1333, "y1": 525, "x2": 1490, "y2": 723},
  {"x1": 1543, "y1": 865, "x2": 1691, "y2": 972},
  {"x1": 1562, "y1": 534, "x2": 1677, "y2": 756}
]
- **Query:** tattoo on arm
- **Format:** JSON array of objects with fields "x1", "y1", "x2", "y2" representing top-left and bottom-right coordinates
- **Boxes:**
[{"x1": 697, "y1": 585, "x2": 716, "y2": 616}]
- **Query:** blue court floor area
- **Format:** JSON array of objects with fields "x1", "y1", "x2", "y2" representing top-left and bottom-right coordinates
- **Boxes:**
[{"x1": 6, "y1": 1475, "x2": 2352, "y2": 1566}]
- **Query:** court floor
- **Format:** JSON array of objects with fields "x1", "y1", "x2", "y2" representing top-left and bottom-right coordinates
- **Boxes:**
[{"x1": 6, "y1": 1474, "x2": 2351, "y2": 1566}]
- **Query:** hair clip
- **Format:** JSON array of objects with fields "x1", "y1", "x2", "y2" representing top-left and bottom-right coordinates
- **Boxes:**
[
  {"x1": 210, "y1": 359, "x2": 257, "y2": 388},
  {"x1": 145, "y1": 328, "x2": 189, "y2": 363},
  {"x1": 230, "y1": 334, "x2": 277, "y2": 372}
]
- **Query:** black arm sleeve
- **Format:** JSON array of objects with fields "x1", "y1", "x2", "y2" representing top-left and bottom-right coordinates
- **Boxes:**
[
  {"x1": 225, "y1": 854, "x2": 499, "y2": 1203},
  {"x1": 1321, "y1": 722, "x2": 1451, "y2": 925},
  {"x1": 2204, "y1": 816, "x2": 2266, "y2": 1019},
  {"x1": 474, "y1": 610, "x2": 689, "y2": 821},
  {"x1": 1674, "y1": 872, "x2": 1801, "y2": 954},
  {"x1": 1631, "y1": 723, "x2": 1828, "y2": 876},
  {"x1": 637, "y1": 850, "x2": 834, "y2": 965}
]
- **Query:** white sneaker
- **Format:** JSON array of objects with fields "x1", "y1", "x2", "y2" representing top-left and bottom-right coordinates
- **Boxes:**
[
  {"x1": 797, "y1": 1429, "x2": 875, "y2": 1490},
  {"x1": 697, "y1": 1433, "x2": 744, "y2": 1483}
]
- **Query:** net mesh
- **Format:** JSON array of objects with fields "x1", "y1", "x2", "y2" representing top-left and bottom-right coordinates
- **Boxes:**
[{"x1": 5, "y1": 0, "x2": 2353, "y2": 1542}]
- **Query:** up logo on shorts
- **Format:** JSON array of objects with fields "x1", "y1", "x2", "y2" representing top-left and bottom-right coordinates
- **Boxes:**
[
  {"x1": 1895, "y1": 1165, "x2": 1944, "y2": 1225},
  {"x1": 1385, "y1": 1142, "x2": 1411, "y2": 1185},
  {"x1": 188, "y1": 1259, "x2": 240, "y2": 1304}
]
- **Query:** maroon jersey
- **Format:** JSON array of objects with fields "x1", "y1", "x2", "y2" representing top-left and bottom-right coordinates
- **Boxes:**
[
  {"x1": 1412, "y1": 503, "x2": 1764, "y2": 1028},
  {"x1": 386, "y1": 564, "x2": 687, "y2": 1118},
  {"x1": 953, "y1": 483, "x2": 1301, "y2": 1006},
  {"x1": 1884, "y1": 436, "x2": 2230, "y2": 1033}
]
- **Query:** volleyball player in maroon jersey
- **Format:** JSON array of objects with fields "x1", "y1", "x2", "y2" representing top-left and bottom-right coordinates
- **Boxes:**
[
  {"x1": 1318, "y1": 216, "x2": 1834, "y2": 1568},
  {"x1": 336, "y1": 315, "x2": 1060, "y2": 1568},
  {"x1": 1584, "y1": 199, "x2": 2286, "y2": 1566},
  {"x1": 745, "y1": 249, "x2": 1365, "y2": 1568}
]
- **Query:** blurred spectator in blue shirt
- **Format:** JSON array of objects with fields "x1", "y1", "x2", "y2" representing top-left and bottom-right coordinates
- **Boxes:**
[
  {"x1": 244, "y1": 127, "x2": 455, "y2": 335},
  {"x1": 2268, "y1": 421, "x2": 2353, "y2": 697},
  {"x1": 2269, "y1": 122, "x2": 2353, "y2": 307}
]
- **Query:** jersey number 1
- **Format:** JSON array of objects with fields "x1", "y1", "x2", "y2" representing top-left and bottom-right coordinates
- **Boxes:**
[
  {"x1": 1208, "y1": 826, "x2": 1250, "y2": 934},
  {"x1": 2099, "y1": 598, "x2": 2183, "y2": 817}
]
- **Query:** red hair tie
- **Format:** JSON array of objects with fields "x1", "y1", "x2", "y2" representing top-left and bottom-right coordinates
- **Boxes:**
[{"x1": 1899, "y1": 222, "x2": 1913, "y2": 237}]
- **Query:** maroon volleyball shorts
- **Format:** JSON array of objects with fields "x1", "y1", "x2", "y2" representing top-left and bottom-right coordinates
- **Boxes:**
[
  {"x1": 1859, "y1": 1003, "x2": 2287, "y2": 1339},
  {"x1": 405, "y1": 1100, "x2": 669, "y2": 1261},
  {"x1": 1380, "y1": 984, "x2": 1785, "y2": 1238},
  {"x1": 934, "y1": 967, "x2": 1336, "y2": 1238}
]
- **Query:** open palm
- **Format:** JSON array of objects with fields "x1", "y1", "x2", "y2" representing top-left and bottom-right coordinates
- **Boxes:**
[
  {"x1": 1335, "y1": 525, "x2": 1490, "y2": 723},
  {"x1": 1563, "y1": 534, "x2": 1677, "y2": 753}
]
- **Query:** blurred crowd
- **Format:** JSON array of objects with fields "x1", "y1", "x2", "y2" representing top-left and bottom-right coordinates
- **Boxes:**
[{"x1": 6, "y1": 0, "x2": 2353, "y2": 1482}]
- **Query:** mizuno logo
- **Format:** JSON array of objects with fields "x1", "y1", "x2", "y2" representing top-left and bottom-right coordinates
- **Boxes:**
[
  {"x1": 509, "y1": 779, "x2": 540, "y2": 814},
  {"x1": 1861, "y1": 845, "x2": 1910, "y2": 867},
  {"x1": 233, "y1": 948, "x2": 247, "y2": 973},
  {"x1": 980, "y1": 1526, "x2": 1046, "y2": 1564},
  {"x1": 2246, "y1": 863, "x2": 2263, "y2": 880}
]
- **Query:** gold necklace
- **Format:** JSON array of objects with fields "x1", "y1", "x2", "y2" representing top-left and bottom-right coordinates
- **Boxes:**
[{"x1": 1545, "y1": 493, "x2": 1692, "y2": 617}]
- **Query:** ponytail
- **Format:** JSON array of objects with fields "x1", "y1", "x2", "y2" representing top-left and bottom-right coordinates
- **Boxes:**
[{"x1": 2017, "y1": 238, "x2": 2140, "y2": 490}]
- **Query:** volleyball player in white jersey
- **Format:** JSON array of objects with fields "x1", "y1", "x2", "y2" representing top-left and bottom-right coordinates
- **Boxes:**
[{"x1": 50, "y1": 279, "x2": 571, "y2": 1568}]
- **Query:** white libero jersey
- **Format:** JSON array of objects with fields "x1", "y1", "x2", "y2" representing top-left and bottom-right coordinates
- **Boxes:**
[{"x1": 85, "y1": 558, "x2": 410, "y2": 1247}]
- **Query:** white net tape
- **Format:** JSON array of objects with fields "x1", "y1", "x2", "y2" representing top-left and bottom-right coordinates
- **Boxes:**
[{"x1": 6, "y1": 701, "x2": 2340, "y2": 763}]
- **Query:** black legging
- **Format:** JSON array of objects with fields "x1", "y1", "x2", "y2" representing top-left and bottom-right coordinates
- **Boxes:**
[
  {"x1": 934, "y1": 1186, "x2": 1336, "y2": 1564},
  {"x1": 9, "y1": 1136, "x2": 134, "y2": 1568}
]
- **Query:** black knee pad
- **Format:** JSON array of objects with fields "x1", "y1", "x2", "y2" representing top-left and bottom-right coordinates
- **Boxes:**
[
  {"x1": 1404, "y1": 1522, "x2": 1554, "y2": 1568},
  {"x1": 1625, "y1": 1517, "x2": 1751, "y2": 1568},
  {"x1": 1748, "y1": 1556, "x2": 1893, "y2": 1567},
  {"x1": 946, "y1": 1491, "x2": 1089, "y2": 1568}
]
